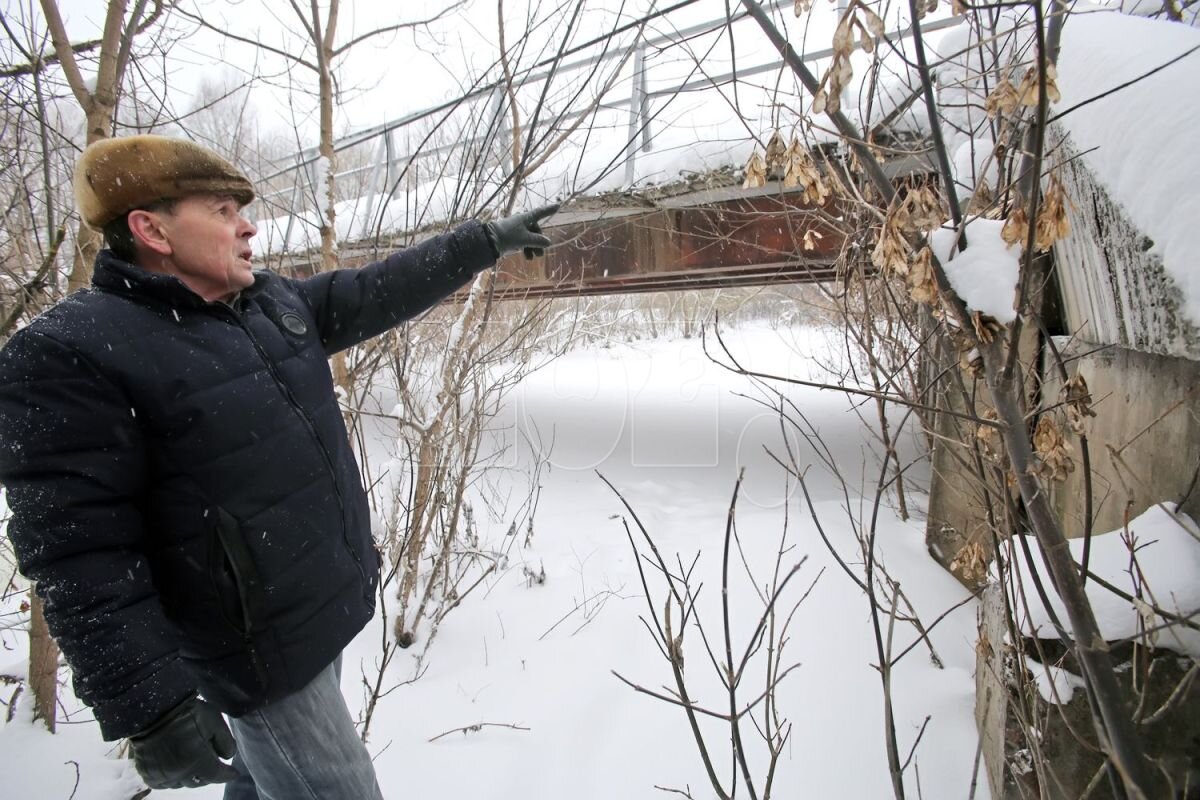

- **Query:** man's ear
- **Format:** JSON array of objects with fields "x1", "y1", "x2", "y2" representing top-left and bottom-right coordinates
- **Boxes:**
[{"x1": 127, "y1": 209, "x2": 173, "y2": 257}]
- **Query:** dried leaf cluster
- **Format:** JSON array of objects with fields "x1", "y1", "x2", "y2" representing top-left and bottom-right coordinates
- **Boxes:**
[
  {"x1": 765, "y1": 130, "x2": 788, "y2": 172},
  {"x1": 975, "y1": 409, "x2": 1001, "y2": 461},
  {"x1": 871, "y1": 186, "x2": 945, "y2": 268},
  {"x1": 1000, "y1": 206, "x2": 1028, "y2": 248},
  {"x1": 743, "y1": 151, "x2": 768, "y2": 190},
  {"x1": 951, "y1": 540, "x2": 989, "y2": 586},
  {"x1": 959, "y1": 342, "x2": 984, "y2": 377},
  {"x1": 1032, "y1": 415, "x2": 1074, "y2": 482},
  {"x1": 1001, "y1": 174, "x2": 1071, "y2": 252},
  {"x1": 871, "y1": 186, "x2": 947, "y2": 305},
  {"x1": 903, "y1": 185, "x2": 946, "y2": 231},
  {"x1": 1062, "y1": 373, "x2": 1096, "y2": 435},
  {"x1": 985, "y1": 78, "x2": 1020, "y2": 118},
  {"x1": 783, "y1": 139, "x2": 831, "y2": 204},
  {"x1": 907, "y1": 246, "x2": 938, "y2": 305},
  {"x1": 813, "y1": 2, "x2": 884, "y2": 115},
  {"x1": 914, "y1": 0, "x2": 939, "y2": 19},
  {"x1": 1016, "y1": 63, "x2": 1062, "y2": 107},
  {"x1": 971, "y1": 310, "x2": 1003, "y2": 344},
  {"x1": 1036, "y1": 176, "x2": 1071, "y2": 250},
  {"x1": 743, "y1": 131, "x2": 833, "y2": 207},
  {"x1": 872, "y1": 219, "x2": 908, "y2": 274}
]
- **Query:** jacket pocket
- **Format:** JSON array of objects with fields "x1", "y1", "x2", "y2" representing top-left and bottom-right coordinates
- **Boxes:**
[{"x1": 208, "y1": 507, "x2": 265, "y2": 637}]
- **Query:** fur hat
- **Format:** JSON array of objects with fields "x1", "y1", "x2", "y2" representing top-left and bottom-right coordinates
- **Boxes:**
[{"x1": 74, "y1": 135, "x2": 256, "y2": 229}]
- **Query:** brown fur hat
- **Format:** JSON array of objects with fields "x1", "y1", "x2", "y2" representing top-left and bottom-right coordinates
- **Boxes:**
[{"x1": 74, "y1": 135, "x2": 255, "y2": 229}]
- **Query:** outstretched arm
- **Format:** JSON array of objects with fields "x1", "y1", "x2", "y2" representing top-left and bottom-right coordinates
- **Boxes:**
[
  {"x1": 296, "y1": 205, "x2": 558, "y2": 355},
  {"x1": 296, "y1": 220, "x2": 496, "y2": 355}
]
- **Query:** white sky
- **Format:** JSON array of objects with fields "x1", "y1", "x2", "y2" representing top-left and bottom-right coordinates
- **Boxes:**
[{"x1": 20, "y1": 1, "x2": 729, "y2": 141}]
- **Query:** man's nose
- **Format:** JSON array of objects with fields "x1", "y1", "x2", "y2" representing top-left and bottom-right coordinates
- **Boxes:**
[{"x1": 239, "y1": 215, "x2": 257, "y2": 238}]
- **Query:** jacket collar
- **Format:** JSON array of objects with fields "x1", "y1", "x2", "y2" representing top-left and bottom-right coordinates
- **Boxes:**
[{"x1": 91, "y1": 249, "x2": 266, "y2": 308}]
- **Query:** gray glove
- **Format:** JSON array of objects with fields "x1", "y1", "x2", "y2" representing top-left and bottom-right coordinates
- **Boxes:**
[
  {"x1": 484, "y1": 204, "x2": 558, "y2": 260},
  {"x1": 129, "y1": 696, "x2": 238, "y2": 790}
]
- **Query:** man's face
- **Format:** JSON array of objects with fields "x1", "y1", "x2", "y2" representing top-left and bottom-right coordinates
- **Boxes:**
[{"x1": 155, "y1": 194, "x2": 258, "y2": 302}]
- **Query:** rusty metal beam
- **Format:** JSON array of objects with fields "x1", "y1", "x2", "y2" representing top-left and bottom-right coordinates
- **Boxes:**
[
  {"x1": 470, "y1": 182, "x2": 850, "y2": 300},
  {"x1": 485, "y1": 259, "x2": 843, "y2": 301},
  {"x1": 279, "y1": 181, "x2": 880, "y2": 299}
]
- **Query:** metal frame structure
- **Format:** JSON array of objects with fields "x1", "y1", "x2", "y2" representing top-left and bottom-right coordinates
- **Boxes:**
[{"x1": 261, "y1": 1, "x2": 958, "y2": 292}]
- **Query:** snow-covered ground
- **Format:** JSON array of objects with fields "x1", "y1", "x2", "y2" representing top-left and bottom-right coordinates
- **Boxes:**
[{"x1": 0, "y1": 324, "x2": 985, "y2": 799}]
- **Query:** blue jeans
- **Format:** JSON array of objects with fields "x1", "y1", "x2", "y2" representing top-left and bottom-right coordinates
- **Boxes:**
[{"x1": 222, "y1": 656, "x2": 383, "y2": 800}]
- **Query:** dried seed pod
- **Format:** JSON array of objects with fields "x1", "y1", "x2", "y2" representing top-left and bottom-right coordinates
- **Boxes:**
[
  {"x1": 971, "y1": 310, "x2": 1003, "y2": 344},
  {"x1": 985, "y1": 78, "x2": 1020, "y2": 118},
  {"x1": 832, "y1": 16, "x2": 855, "y2": 56},
  {"x1": 872, "y1": 213, "x2": 910, "y2": 276},
  {"x1": 812, "y1": 88, "x2": 829, "y2": 115},
  {"x1": 907, "y1": 246, "x2": 939, "y2": 305},
  {"x1": 803, "y1": 229, "x2": 824, "y2": 251},
  {"x1": 905, "y1": 186, "x2": 947, "y2": 232},
  {"x1": 860, "y1": 6, "x2": 885, "y2": 37},
  {"x1": 951, "y1": 541, "x2": 989, "y2": 586},
  {"x1": 814, "y1": 49, "x2": 854, "y2": 115},
  {"x1": 743, "y1": 151, "x2": 768, "y2": 189},
  {"x1": 1035, "y1": 176, "x2": 1071, "y2": 251},
  {"x1": 1062, "y1": 373, "x2": 1096, "y2": 434},
  {"x1": 1001, "y1": 206, "x2": 1029, "y2": 247},
  {"x1": 1017, "y1": 63, "x2": 1062, "y2": 107},
  {"x1": 975, "y1": 409, "x2": 1001, "y2": 460},
  {"x1": 783, "y1": 138, "x2": 830, "y2": 205},
  {"x1": 1033, "y1": 415, "x2": 1075, "y2": 482},
  {"x1": 765, "y1": 130, "x2": 788, "y2": 176},
  {"x1": 857, "y1": 19, "x2": 876, "y2": 54},
  {"x1": 794, "y1": 0, "x2": 814, "y2": 15}
]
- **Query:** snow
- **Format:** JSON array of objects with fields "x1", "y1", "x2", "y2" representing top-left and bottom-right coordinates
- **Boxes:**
[
  {"x1": 0, "y1": 694, "x2": 144, "y2": 800},
  {"x1": 931, "y1": 218, "x2": 1021, "y2": 324},
  {"x1": 1010, "y1": 503, "x2": 1200, "y2": 658},
  {"x1": 1024, "y1": 657, "x2": 1087, "y2": 703},
  {"x1": 312, "y1": 154, "x2": 332, "y2": 221},
  {"x1": 0, "y1": 324, "x2": 985, "y2": 798},
  {"x1": 1104, "y1": 0, "x2": 1200, "y2": 25},
  {"x1": 951, "y1": 139, "x2": 996, "y2": 207},
  {"x1": 1053, "y1": 10, "x2": 1200, "y2": 326}
]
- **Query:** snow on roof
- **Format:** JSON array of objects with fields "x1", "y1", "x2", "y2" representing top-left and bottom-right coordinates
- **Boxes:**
[{"x1": 1054, "y1": 11, "x2": 1200, "y2": 326}]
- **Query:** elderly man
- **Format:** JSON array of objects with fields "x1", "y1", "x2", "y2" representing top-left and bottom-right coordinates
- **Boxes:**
[{"x1": 0, "y1": 135, "x2": 555, "y2": 798}]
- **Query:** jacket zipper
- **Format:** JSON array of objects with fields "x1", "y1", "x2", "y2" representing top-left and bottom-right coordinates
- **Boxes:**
[{"x1": 214, "y1": 305, "x2": 370, "y2": 594}]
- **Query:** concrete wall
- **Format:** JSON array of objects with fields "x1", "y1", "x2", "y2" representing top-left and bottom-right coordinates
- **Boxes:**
[
  {"x1": 1045, "y1": 338, "x2": 1200, "y2": 540},
  {"x1": 965, "y1": 133, "x2": 1200, "y2": 798}
]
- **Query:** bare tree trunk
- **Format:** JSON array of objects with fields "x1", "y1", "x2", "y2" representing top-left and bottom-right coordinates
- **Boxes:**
[
  {"x1": 39, "y1": 0, "x2": 163, "y2": 290},
  {"x1": 28, "y1": 590, "x2": 58, "y2": 732},
  {"x1": 312, "y1": 0, "x2": 340, "y2": 274},
  {"x1": 300, "y1": 0, "x2": 357, "y2": 410}
]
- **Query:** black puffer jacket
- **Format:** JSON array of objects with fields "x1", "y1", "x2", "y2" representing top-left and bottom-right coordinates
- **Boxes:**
[{"x1": 0, "y1": 222, "x2": 495, "y2": 740}]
